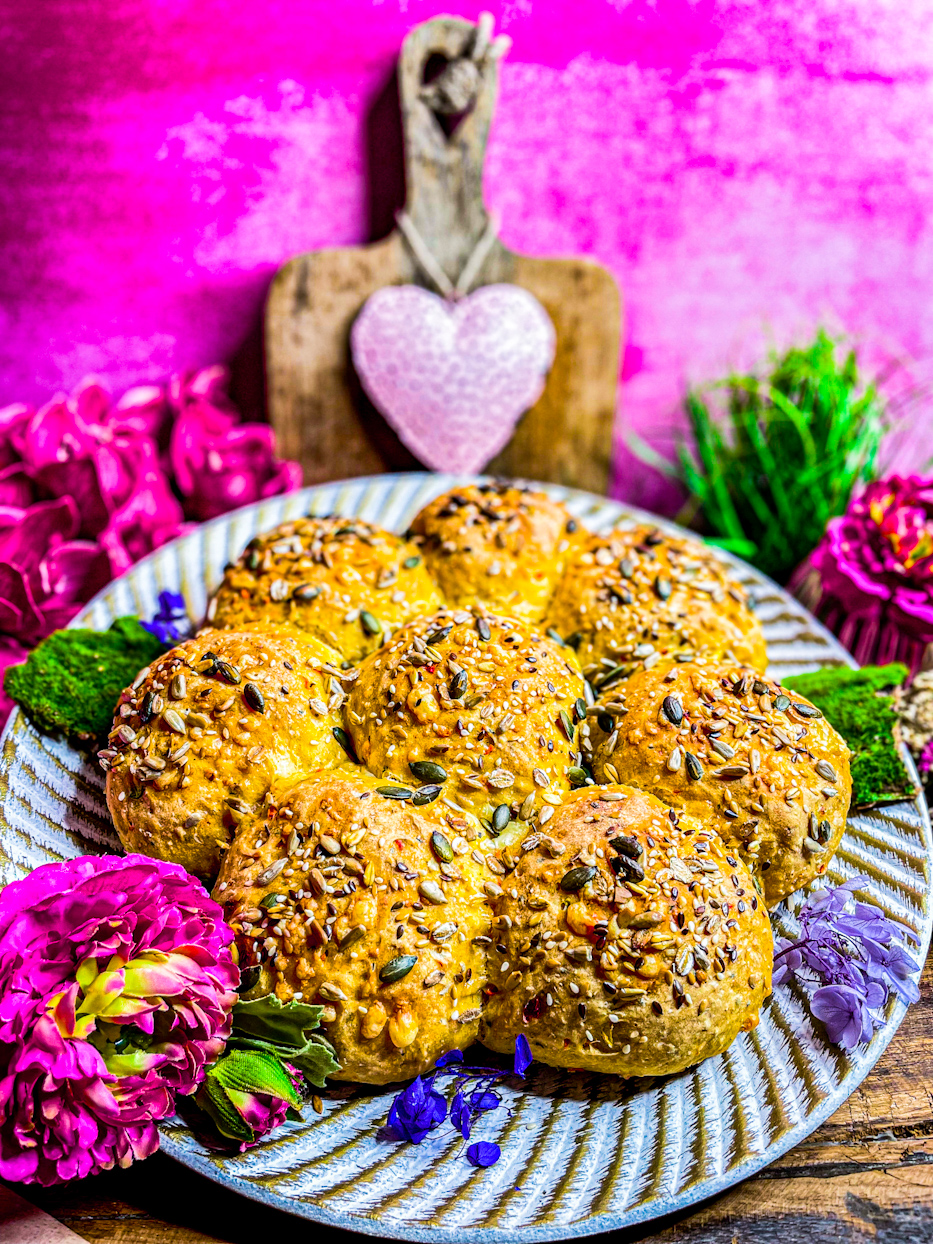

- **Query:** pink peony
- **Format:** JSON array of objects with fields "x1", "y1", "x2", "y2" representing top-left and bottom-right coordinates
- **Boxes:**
[
  {"x1": 795, "y1": 476, "x2": 933, "y2": 670},
  {"x1": 0, "y1": 854, "x2": 238, "y2": 1185}
]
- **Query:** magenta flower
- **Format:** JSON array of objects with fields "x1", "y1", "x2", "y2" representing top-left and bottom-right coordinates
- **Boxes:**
[
  {"x1": 0, "y1": 854, "x2": 238, "y2": 1185},
  {"x1": 0, "y1": 366, "x2": 301, "y2": 732},
  {"x1": 795, "y1": 476, "x2": 933, "y2": 670}
]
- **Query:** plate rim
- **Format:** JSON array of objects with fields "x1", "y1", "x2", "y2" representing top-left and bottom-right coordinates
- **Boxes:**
[{"x1": 2, "y1": 470, "x2": 930, "y2": 1241}]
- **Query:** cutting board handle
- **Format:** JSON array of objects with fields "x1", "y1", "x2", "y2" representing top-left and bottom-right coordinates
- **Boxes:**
[{"x1": 397, "y1": 16, "x2": 500, "y2": 286}]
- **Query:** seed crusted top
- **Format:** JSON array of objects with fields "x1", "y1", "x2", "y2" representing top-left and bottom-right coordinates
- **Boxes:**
[
  {"x1": 102, "y1": 627, "x2": 345, "y2": 877},
  {"x1": 587, "y1": 657, "x2": 852, "y2": 906},
  {"x1": 478, "y1": 784, "x2": 773, "y2": 1078},
  {"x1": 208, "y1": 516, "x2": 443, "y2": 661},
  {"x1": 545, "y1": 523, "x2": 766, "y2": 680},
  {"x1": 409, "y1": 482, "x2": 581, "y2": 623},
  {"x1": 212, "y1": 767, "x2": 490, "y2": 1085},
  {"x1": 345, "y1": 608, "x2": 588, "y2": 832}
]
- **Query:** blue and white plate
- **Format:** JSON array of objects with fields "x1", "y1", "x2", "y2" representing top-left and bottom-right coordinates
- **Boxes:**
[{"x1": 0, "y1": 472, "x2": 929, "y2": 1242}]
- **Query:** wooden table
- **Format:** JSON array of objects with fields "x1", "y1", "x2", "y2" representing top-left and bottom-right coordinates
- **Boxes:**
[{"x1": 9, "y1": 948, "x2": 933, "y2": 1244}]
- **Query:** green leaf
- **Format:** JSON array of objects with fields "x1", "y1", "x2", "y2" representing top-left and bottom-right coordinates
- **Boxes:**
[
  {"x1": 197, "y1": 1077, "x2": 255, "y2": 1144},
  {"x1": 4, "y1": 617, "x2": 166, "y2": 741},
  {"x1": 212, "y1": 1049, "x2": 302, "y2": 1108},
  {"x1": 232, "y1": 995, "x2": 325, "y2": 1051},
  {"x1": 289, "y1": 1039, "x2": 341, "y2": 1089}
]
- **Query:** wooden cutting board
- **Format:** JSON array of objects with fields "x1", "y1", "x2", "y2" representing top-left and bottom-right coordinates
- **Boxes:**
[{"x1": 265, "y1": 14, "x2": 622, "y2": 494}]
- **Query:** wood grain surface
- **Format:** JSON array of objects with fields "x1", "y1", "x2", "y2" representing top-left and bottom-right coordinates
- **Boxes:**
[
  {"x1": 265, "y1": 16, "x2": 621, "y2": 495},
  {"x1": 12, "y1": 942, "x2": 933, "y2": 1244}
]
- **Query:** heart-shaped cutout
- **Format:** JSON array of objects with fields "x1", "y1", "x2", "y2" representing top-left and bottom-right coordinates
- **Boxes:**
[{"x1": 350, "y1": 284, "x2": 556, "y2": 473}]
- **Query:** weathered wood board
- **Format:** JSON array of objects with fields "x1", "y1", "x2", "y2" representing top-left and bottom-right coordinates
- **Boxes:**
[{"x1": 266, "y1": 15, "x2": 622, "y2": 494}]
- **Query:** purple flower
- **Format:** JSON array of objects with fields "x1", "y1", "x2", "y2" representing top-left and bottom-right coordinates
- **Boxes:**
[
  {"x1": 450, "y1": 1089, "x2": 471, "y2": 1139},
  {"x1": 810, "y1": 985, "x2": 873, "y2": 1049},
  {"x1": 386, "y1": 1074, "x2": 448, "y2": 1144},
  {"x1": 0, "y1": 854, "x2": 239, "y2": 1185},
  {"x1": 513, "y1": 1034, "x2": 532, "y2": 1077},
  {"x1": 773, "y1": 876, "x2": 921, "y2": 1049},
  {"x1": 140, "y1": 590, "x2": 192, "y2": 646},
  {"x1": 467, "y1": 1141, "x2": 501, "y2": 1168}
]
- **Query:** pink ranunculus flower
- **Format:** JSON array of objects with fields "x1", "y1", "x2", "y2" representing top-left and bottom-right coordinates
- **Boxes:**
[
  {"x1": 0, "y1": 854, "x2": 239, "y2": 1186},
  {"x1": 795, "y1": 475, "x2": 933, "y2": 670}
]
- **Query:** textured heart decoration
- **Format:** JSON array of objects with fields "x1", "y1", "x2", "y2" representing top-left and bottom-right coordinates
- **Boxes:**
[{"x1": 351, "y1": 284, "x2": 556, "y2": 473}]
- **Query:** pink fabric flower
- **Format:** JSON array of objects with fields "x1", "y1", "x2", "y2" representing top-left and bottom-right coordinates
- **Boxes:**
[
  {"x1": 794, "y1": 476, "x2": 933, "y2": 670},
  {"x1": 0, "y1": 854, "x2": 238, "y2": 1185},
  {"x1": 0, "y1": 366, "x2": 301, "y2": 731}
]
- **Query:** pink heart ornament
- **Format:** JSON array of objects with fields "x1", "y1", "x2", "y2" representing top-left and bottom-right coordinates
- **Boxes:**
[{"x1": 350, "y1": 284, "x2": 556, "y2": 473}]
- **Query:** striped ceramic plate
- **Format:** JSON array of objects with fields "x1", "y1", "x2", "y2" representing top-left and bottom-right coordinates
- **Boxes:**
[{"x1": 0, "y1": 473, "x2": 929, "y2": 1242}]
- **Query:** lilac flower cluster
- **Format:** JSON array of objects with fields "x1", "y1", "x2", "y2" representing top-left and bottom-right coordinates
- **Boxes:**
[
  {"x1": 773, "y1": 877, "x2": 921, "y2": 1048},
  {"x1": 140, "y1": 590, "x2": 192, "y2": 647},
  {"x1": 385, "y1": 1036, "x2": 532, "y2": 1168}
]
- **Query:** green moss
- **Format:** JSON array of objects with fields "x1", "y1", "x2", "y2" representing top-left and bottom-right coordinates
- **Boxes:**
[
  {"x1": 4, "y1": 617, "x2": 165, "y2": 742},
  {"x1": 783, "y1": 664, "x2": 914, "y2": 809}
]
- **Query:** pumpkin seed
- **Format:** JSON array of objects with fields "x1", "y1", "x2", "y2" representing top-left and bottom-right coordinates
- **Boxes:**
[
  {"x1": 654, "y1": 575, "x2": 672, "y2": 600},
  {"x1": 792, "y1": 702, "x2": 823, "y2": 718},
  {"x1": 380, "y1": 954, "x2": 418, "y2": 984},
  {"x1": 403, "y1": 556, "x2": 421, "y2": 569},
  {"x1": 259, "y1": 892, "x2": 286, "y2": 909},
  {"x1": 410, "y1": 760, "x2": 447, "y2": 783},
  {"x1": 378, "y1": 786, "x2": 413, "y2": 800},
  {"x1": 546, "y1": 627, "x2": 565, "y2": 646},
  {"x1": 426, "y1": 625, "x2": 453, "y2": 646},
  {"x1": 752, "y1": 679, "x2": 769, "y2": 696},
  {"x1": 619, "y1": 557, "x2": 635, "y2": 579},
  {"x1": 560, "y1": 865, "x2": 596, "y2": 892},
  {"x1": 567, "y1": 766, "x2": 588, "y2": 786},
  {"x1": 238, "y1": 965, "x2": 261, "y2": 993},
  {"x1": 491, "y1": 804, "x2": 511, "y2": 835},
  {"x1": 430, "y1": 831, "x2": 454, "y2": 863},
  {"x1": 339, "y1": 925, "x2": 366, "y2": 950},
  {"x1": 412, "y1": 784, "x2": 441, "y2": 806},
  {"x1": 332, "y1": 726, "x2": 358, "y2": 761},
  {"x1": 360, "y1": 610, "x2": 381, "y2": 636},
  {"x1": 477, "y1": 618, "x2": 491, "y2": 642},
  {"x1": 774, "y1": 694, "x2": 791, "y2": 712},
  {"x1": 559, "y1": 709, "x2": 575, "y2": 741},
  {"x1": 609, "y1": 834, "x2": 642, "y2": 859},
  {"x1": 597, "y1": 713, "x2": 614, "y2": 732},
  {"x1": 243, "y1": 683, "x2": 265, "y2": 713},
  {"x1": 294, "y1": 583, "x2": 322, "y2": 602}
]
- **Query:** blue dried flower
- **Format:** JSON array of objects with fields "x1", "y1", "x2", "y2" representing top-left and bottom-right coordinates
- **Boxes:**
[
  {"x1": 513, "y1": 1034, "x2": 532, "y2": 1077},
  {"x1": 773, "y1": 876, "x2": 921, "y2": 1049},
  {"x1": 140, "y1": 590, "x2": 192, "y2": 646},
  {"x1": 386, "y1": 1074, "x2": 447, "y2": 1145},
  {"x1": 450, "y1": 1089, "x2": 471, "y2": 1140},
  {"x1": 467, "y1": 1141, "x2": 500, "y2": 1168}
]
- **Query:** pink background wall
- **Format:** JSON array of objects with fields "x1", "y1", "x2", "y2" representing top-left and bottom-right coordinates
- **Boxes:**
[{"x1": 2, "y1": 0, "x2": 932, "y2": 510}]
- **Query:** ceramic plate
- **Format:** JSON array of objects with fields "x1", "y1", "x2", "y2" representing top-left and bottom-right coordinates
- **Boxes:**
[{"x1": 1, "y1": 472, "x2": 929, "y2": 1242}]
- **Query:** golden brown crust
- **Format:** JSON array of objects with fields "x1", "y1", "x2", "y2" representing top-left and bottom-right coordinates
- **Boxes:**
[
  {"x1": 345, "y1": 608, "x2": 586, "y2": 830},
  {"x1": 103, "y1": 628, "x2": 345, "y2": 878},
  {"x1": 545, "y1": 523, "x2": 767, "y2": 681},
  {"x1": 208, "y1": 516, "x2": 444, "y2": 662},
  {"x1": 586, "y1": 658, "x2": 852, "y2": 906},
  {"x1": 409, "y1": 483, "x2": 581, "y2": 623},
  {"x1": 478, "y1": 785, "x2": 773, "y2": 1077},
  {"x1": 212, "y1": 767, "x2": 490, "y2": 1084}
]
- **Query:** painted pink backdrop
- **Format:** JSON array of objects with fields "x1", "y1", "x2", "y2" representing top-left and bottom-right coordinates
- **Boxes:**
[{"x1": 2, "y1": 0, "x2": 932, "y2": 511}]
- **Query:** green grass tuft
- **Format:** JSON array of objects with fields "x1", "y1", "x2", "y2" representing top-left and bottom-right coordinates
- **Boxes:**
[
  {"x1": 679, "y1": 331, "x2": 885, "y2": 584},
  {"x1": 783, "y1": 664, "x2": 914, "y2": 809}
]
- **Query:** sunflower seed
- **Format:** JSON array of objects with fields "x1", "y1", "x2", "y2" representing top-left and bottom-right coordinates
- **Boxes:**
[
  {"x1": 710, "y1": 738, "x2": 736, "y2": 759},
  {"x1": 411, "y1": 760, "x2": 447, "y2": 783},
  {"x1": 255, "y1": 858, "x2": 287, "y2": 886},
  {"x1": 163, "y1": 709, "x2": 186, "y2": 735},
  {"x1": 216, "y1": 661, "x2": 241, "y2": 685},
  {"x1": 815, "y1": 760, "x2": 838, "y2": 782},
  {"x1": 169, "y1": 674, "x2": 186, "y2": 700},
  {"x1": 318, "y1": 982, "x2": 348, "y2": 1001},
  {"x1": 477, "y1": 618, "x2": 491, "y2": 642},
  {"x1": 684, "y1": 752, "x2": 704, "y2": 781},
  {"x1": 431, "y1": 922, "x2": 457, "y2": 944},
  {"x1": 243, "y1": 683, "x2": 265, "y2": 712},
  {"x1": 661, "y1": 695, "x2": 684, "y2": 725},
  {"x1": 667, "y1": 746, "x2": 683, "y2": 772},
  {"x1": 713, "y1": 765, "x2": 749, "y2": 780}
]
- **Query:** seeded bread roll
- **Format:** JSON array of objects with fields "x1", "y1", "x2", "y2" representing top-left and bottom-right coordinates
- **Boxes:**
[
  {"x1": 545, "y1": 524, "x2": 767, "y2": 686},
  {"x1": 478, "y1": 784, "x2": 772, "y2": 1076},
  {"x1": 346, "y1": 608, "x2": 587, "y2": 833},
  {"x1": 208, "y1": 516, "x2": 444, "y2": 662},
  {"x1": 102, "y1": 628, "x2": 345, "y2": 878},
  {"x1": 587, "y1": 658, "x2": 852, "y2": 906},
  {"x1": 213, "y1": 767, "x2": 490, "y2": 1084},
  {"x1": 408, "y1": 483, "x2": 580, "y2": 623}
]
